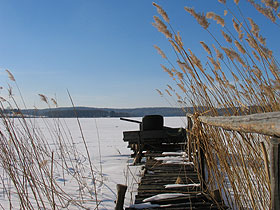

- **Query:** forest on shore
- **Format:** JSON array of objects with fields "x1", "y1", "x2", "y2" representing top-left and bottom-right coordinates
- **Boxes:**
[{"x1": 3, "y1": 106, "x2": 262, "y2": 118}]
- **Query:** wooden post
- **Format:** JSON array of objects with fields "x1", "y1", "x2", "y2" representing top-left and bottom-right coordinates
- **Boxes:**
[
  {"x1": 212, "y1": 189, "x2": 222, "y2": 203},
  {"x1": 260, "y1": 141, "x2": 270, "y2": 183},
  {"x1": 187, "y1": 116, "x2": 193, "y2": 162},
  {"x1": 134, "y1": 132, "x2": 142, "y2": 164},
  {"x1": 133, "y1": 151, "x2": 142, "y2": 165},
  {"x1": 270, "y1": 137, "x2": 280, "y2": 210},
  {"x1": 115, "y1": 184, "x2": 127, "y2": 210},
  {"x1": 199, "y1": 146, "x2": 206, "y2": 190}
]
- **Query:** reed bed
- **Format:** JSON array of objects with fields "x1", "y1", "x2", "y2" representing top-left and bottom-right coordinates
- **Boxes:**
[
  {"x1": 0, "y1": 71, "x2": 101, "y2": 209},
  {"x1": 153, "y1": 1, "x2": 279, "y2": 209}
]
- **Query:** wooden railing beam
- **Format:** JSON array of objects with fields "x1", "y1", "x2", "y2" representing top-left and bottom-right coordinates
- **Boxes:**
[
  {"x1": 187, "y1": 112, "x2": 280, "y2": 137},
  {"x1": 187, "y1": 111, "x2": 280, "y2": 209}
]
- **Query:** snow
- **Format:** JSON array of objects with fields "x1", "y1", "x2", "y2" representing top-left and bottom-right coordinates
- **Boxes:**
[
  {"x1": 0, "y1": 116, "x2": 187, "y2": 210},
  {"x1": 142, "y1": 193, "x2": 190, "y2": 202},
  {"x1": 155, "y1": 156, "x2": 188, "y2": 162},
  {"x1": 164, "y1": 183, "x2": 200, "y2": 188},
  {"x1": 162, "y1": 151, "x2": 186, "y2": 156},
  {"x1": 163, "y1": 161, "x2": 194, "y2": 165},
  {"x1": 155, "y1": 155, "x2": 193, "y2": 165}
]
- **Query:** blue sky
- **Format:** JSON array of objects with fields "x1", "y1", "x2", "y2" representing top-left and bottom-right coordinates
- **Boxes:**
[{"x1": 0, "y1": 0, "x2": 279, "y2": 109}]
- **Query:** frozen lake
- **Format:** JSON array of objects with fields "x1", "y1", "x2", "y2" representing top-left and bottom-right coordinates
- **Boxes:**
[{"x1": 0, "y1": 116, "x2": 187, "y2": 210}]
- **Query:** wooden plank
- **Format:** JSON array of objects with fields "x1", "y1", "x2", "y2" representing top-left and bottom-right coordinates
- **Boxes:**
[
  {"x1": 135, "y1": 193, "x2": 206, "y2": 203},
  {"x1": 127, "y1": 206, "x2": 220, "y2": 210},
  {"x1": 123, "y1": 131, "x2": 139, "y2": 142},
  {"x1": 142, "y1": 144, "x2": 186, "y2": 152},
  {"x1": 270, "y1": 137, "x2": 280, "y2": 210},
  {"x1": 138, "y1": 182, "x2": 200, "y2": 189},
  {"x1": 187, "y1": 111, "x2": 280, "y2": 137},
  {"x1": 137, "y1": 187, "x2": 200, "y2": 192},
  {"x1": 127, "y1": 202, "x2": 221, "y2": 210},
  {"x1": 144, "y1": 168, "x2": 196, "y2": 173},
  {"x1": 139, "y1": 179, "x2": 200, "y2": 185},
  {"x1": 144, "y1": 153, "x2": 186, "y2": 157},
  {"x1": 123, "y1": 129, "x2": 186, "y2": 143}
]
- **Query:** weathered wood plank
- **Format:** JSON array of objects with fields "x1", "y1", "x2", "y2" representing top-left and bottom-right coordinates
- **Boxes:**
[
  {"x1": 187, "y1": 111, "x2": 280, "y2": 137},
  {"x1": 144, "y1": 168, "x2": 196, "y2": 173},
  {"x1": 127, "y1": 203, "x2": 221, "y2": 210},
  {"x1": 127, "y1": 205, "x2": 220, "y2": 210},
  {"x1": 124, "y1": 129, "x2": 186, "y2": 143},
  {"x1": 139, "y1": 179, "x2": 200, "y2": 185},
  {"x1": 135, "y1": 193, "x2": 206, "y2": 203},
  {"x1": 270, "y1": 137, "x2": 280, "y2": 210}
]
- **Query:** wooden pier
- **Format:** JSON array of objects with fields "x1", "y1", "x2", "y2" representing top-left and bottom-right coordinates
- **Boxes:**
[
  {"x1": 116, "y1": 112, "x2": 280, "y2": 210},
  {"x1": 126, "y1": 153, "x2": 225, "y2": 209},
  {"x1": 120, "y1": 115, "x2": 227, "y2": 210}
]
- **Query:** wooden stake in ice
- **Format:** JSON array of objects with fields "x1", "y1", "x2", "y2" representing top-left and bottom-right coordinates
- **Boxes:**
[{"x1": 115, "y1": 184, "x2": 127, "y2": 210}]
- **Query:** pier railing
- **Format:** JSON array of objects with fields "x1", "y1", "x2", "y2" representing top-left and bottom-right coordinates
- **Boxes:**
[{"x1": 187, "y1": 111, "x2": 280, "y2": 210}]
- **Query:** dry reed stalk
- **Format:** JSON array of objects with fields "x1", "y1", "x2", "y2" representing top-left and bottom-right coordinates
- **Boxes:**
[
  {"x1": 153, "y1": 1, "x2": 279, "y2": 209},
  {"x1": 152, "y1": 2, "x2": 169, "y2": 23},
  {"x1": 206, "y1": 11, "x2": 225, "y2": 27},
  {"x1": 0, "y1": 82, "x2": 105, "y2": 209},
  {"x1": 67, "y1": 90, "x2": 100, "y2": 209}
]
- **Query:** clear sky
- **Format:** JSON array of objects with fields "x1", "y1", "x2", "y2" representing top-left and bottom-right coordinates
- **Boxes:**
[{"x1": 0, "y1": 0, "x2": 279, "y2": 109}]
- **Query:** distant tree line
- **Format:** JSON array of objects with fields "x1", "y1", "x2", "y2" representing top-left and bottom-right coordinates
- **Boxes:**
[{"x1": 1, "y1": 105, "x2": 263, "y2": 118}]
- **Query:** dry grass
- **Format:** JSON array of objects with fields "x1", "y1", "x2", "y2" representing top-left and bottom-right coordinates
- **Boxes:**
[
  {"x1": 0, "y1": 72, "x2": 102, "y2": 209},
  {"x1": 153, "y1": 1, "x2": 279, "y2": 209}
]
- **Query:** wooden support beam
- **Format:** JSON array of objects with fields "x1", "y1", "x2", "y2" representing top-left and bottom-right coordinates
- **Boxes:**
[
  {"x1": 187, "y1": 116, "x2": 193, "y2": 162},
  {"x1": 199, "y1": 147, "x2": 206, "y2": 190},
  {"x1": 115, "y1": 184, "x2": 127, "y2": 210},
  {"x1": 212, "y1": 189, "x2": 222, "y2": 203},
  {"x1": 187, "y1": 111, "x2": 280, "y2": 137},
  {"x1": 270, "y1": 137, "x2": 280, "y2": 210},
  {"x1": 260, "y1": 141, "x2": 270, "y2": 184}
]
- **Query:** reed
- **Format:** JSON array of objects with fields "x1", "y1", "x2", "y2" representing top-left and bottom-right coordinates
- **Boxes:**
[
  {"x1": 153, "y1": 1, "x2": 279, "y2": 209},
  {"x1": 0, "y1": 72, "x2": 102, "y2": 209}
]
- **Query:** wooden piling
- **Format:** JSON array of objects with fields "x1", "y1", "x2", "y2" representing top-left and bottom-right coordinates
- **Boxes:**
[
  {"x1": 260, "y1": 141, "x2": 270, "y2": 183},
  {"x1": 134, "y1": 132, "x2": 142, "y2": 164},
  {"x1": 115, "y1": 184, "x2": 127, "y2": 210},
  {"x1": 199, "y1": 147, "x2": 206, "y2": 190},
  {"x1": 270, "y1": 137, "x2": 280, "y2": 210},
  {"x1": 212, "y1": 189, "x2": 222, "y2": 203},
  {"x1": 187, "y1": 116, "x2": 193, "y2": 162}
]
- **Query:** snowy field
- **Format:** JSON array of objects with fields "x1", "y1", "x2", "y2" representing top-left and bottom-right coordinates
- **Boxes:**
[{"x1": 0, "y1": 116, "x2": 187, "y2": 210}]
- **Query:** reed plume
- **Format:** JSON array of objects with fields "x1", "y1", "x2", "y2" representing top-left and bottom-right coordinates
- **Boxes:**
[{"x1": 153, "y1": 1, "x2": 279, "y2": 209}]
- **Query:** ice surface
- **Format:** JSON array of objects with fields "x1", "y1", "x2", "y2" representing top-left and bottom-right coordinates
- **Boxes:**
[{"x1": 0, "y1": 116, "x2": 187, "y2": 209}]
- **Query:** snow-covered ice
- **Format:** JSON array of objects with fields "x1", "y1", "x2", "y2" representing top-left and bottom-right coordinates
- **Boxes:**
[{"x1": 0, "y1": 116, "x2": 187, "y2": 209}]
